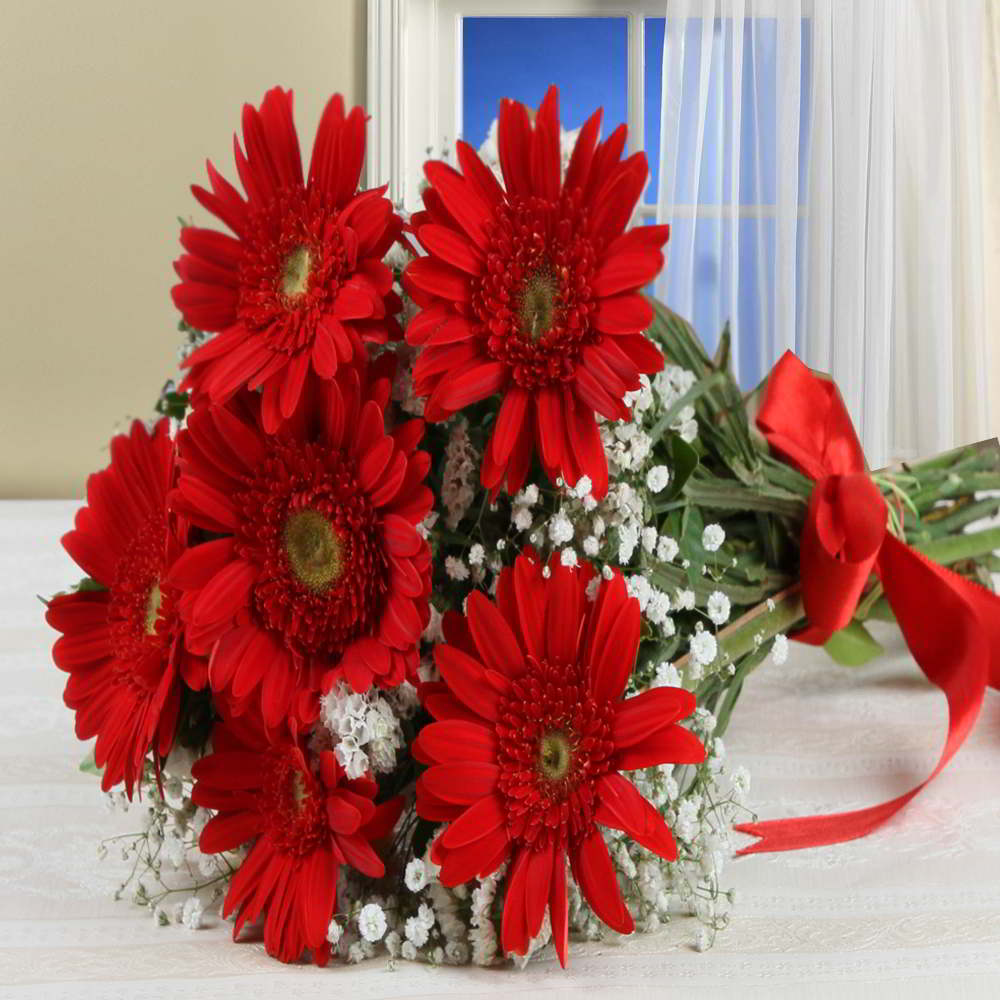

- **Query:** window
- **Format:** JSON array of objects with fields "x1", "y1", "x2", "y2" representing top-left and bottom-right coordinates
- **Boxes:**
[
  {"x1": 367, "y1": 0, "x2": 809, "y2": 385},
  {"x1": 367, "y1": 1, "x2": 663, "y2": 212}
]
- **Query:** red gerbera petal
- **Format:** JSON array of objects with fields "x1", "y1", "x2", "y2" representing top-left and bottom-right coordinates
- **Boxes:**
[
  {"x1": 571, "y1": 828, "x2": 634, "y2": 935},
  {"x1": 414, "y1": 554, "x2": 705, "y2": 965},
  {"x1": 404, "y1": 85, "x2": 668, "y2": 497},
  {"x1": 549, "y1": 849, "x2": 570, "y2": 968},
  {"x1": 173, "y1": 87, "x2": 405, "y2": 424},
  {"x1": 594, "y1": 772, "x2": 679, "y2": 861},
  {"x1": 46, "y1": 419, "x2": 199, "y2": 798}
]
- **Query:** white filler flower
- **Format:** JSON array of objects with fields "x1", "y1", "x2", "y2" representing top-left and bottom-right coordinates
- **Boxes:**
[
  {"x1": 702, "y1": 523, "x2": 726, "y2": 552},
  {"x1": 689, "y1": 631, "x2": 718, "y2": 666},
  {"x1": 646, "y1": 465, "x2": 670, "y2": 493},
  {"x1": 358, "y1": 902, "x2": 387, "y2": 942},
  {"x1": 404, "y1": 858, "x2": 428, "y2": 893},
  {"x1": 771, "y1": 633, "x2": 789, "y2": 665},
  {"x1": 706, "y1": 591, "x2": 731, "y2": 626}
]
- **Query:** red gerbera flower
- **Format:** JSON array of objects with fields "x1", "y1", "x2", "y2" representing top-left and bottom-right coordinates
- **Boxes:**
[
  {"x1": 413, "y1": 552, "x2": 704, "y2": 966},
  {"x1": 45, "y1": 420, "x2": 205, "y2": 797},
  {"x1": 172, "y1": 87, "x2": 404, "y2": 432},
  {"x1": 404, "y1": 85, "x2": 668, "y2": 499},
  {"x1": 193, "y1": 713, "x2": 401, "y2": 965},
  {"x1": 167, "y1": 364, "x2": 433, "y2": 728}
]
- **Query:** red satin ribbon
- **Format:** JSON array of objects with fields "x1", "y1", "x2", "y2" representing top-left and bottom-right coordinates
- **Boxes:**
[{"x1": 734, "y1": 351, "x2": 1000, "y2": 854}]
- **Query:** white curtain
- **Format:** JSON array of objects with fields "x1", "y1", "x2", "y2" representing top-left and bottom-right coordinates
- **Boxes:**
[
  {"x1": 987, "y1": 0, "x2": 1000, "y2": 431},
  {"x1": 654, "y1": 0, "x2": 990, "y2": 467}
]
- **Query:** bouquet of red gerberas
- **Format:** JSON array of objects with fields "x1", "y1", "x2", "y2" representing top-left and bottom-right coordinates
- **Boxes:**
[{"x1": 45, "y1": 85, "x2": 1000, "y2": 969}]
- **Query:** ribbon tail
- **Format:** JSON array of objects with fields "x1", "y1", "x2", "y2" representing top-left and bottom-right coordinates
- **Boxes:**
[
  {"x1": 735, "y1": 792, "x2": 924, "y2": 855},
  {"x1": 735, "y1": 534, "x2": 992, "y2": 856}
]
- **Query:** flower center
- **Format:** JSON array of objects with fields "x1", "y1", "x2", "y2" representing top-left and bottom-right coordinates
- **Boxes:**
[
  {"x1": 144, "y1": 582, "x2": 163, "y2": 635},
  {"x1": 263, "y1": 748, "x2": 329, "y2": 856},
  {"x1": 237, "y1": 188, "x2": 352, "y2": 350},
  {"x1": 538, "y1": 731, "x2": 572, "y2": 781},
  {"x1": 108, "y1": 515, "x2": 173, "y2": 674},
  {"x1": 519, "y1": 267, "x2": 557, "y2": 341},
  {"x1": 235, "y1": 440, "x2": 390, "y2": 658},
  {"x1": 280, "y1": 245, "x2": 312, "y2": 302},
  {"x1": 291, "y1": 770, "x2": 309, "y2": 810},
  {"x1": 284, "y1": 509, "x2": 342, "y2": 591},
  {"x1": 496, "y1": 657, "x2": 615, "y2": 850},
  {"x1": 473, "y1": 192, "x2": 600, "y2": 389}
]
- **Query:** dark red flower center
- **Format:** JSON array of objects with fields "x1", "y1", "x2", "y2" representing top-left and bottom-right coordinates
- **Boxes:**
[
  {"x1": 108, "y1": 515, "x2": 177, "y2": 688},
  {"x1": 537, "y1": 730, "x2": 573, "y2": 781},
  {"x1": 262, "y1": 747, "x2": 329, "y2": 856},
  {"x1": 474, "y1": 192, "x2": 600, "y2": 389},
  {"x1": 518, "y1": 265, "x2": 558, "y2": 342},
  {"x1": 495, "y1": 657, "x2": 614, "y2": 850},
  {"x1": 280, "y1": 245, "x2": 313, "y2": 302},
  {"x1": 234, "y1": 439, "x2": 389, "y2": 658},
  {"x1": 144, "y1": 582, "x2": 164, "y2": 635},
  {"x1": 237, "y1": 188, "x2": 349, "y2": 352},
  {"x1": 283, "y1": 508, "x2": 344, "y2": 591}
]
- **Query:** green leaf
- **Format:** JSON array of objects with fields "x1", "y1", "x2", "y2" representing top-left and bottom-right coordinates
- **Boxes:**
[
  {"x1": 680, "y1": 504, "x2": 705, "y2": 586},
  {"x1": 155, "y1": 389, "x2": 191, "y2": 422},
  {"x1": 45, "y1": 577, "x2": 107, "y2": 605},
  {"x1": 727, "y1": 551, "x2": 769, "y2": 582},
  {"x1": 660, "y1": 433, "x2": 699, "y2": 502},
  {"x1": 823, "y1": 621, "x2": 884, "y2": 667},
  {"x1": 649, "y1": 371, "x2": 728, "y2": 442},
  {"x1": 713, "y1": 641, "x2": 771, "y2": 738},
  {"x1": 645, "y1": 297, "x2": 712, "y2": 376},
  {"x1": 713, "y1": 326, "x2": 732, "y2": 373},
  {"x1": 864, "y1": 596, "x2": 897, "y2": 622},
  {"x1": 79, "y1": 748, "x2": 103, "y2": 776}
]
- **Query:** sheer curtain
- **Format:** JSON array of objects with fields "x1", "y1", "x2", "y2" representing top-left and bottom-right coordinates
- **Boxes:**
[{"x1": 654, "y1": 0, "x2": 990, "y2": 467}]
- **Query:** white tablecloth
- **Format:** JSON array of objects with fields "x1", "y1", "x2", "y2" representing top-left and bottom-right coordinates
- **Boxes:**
[{"x1": 2, "y1": 500, "x2": 999, "y2": 999}]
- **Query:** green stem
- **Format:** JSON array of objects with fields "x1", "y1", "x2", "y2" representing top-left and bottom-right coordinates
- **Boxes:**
[
  {"x1": 682, "y1": 477, "x2": 806, "y2": 519},
  {"x1": 759, "y1": 454, "x2": 815, "y2": 498},
  {"x1": 923, "y1": 496, "x2": 1000, "y2": 537},
  {"x1": 674, "y1": 583, "x2": 804, "y2": 674},
  {"x1": 914, "y1": 525, "x2": 1000, "y2": 565},
  {"x1": 648, "y1": 563, "x2": 795, "y2": 606},
  {"x1": 910, "y1": 473, "x2": 1000, "y2": 508},
  {"x1": 903, "y1": 439, "x2": 1000, "y2": 478},
  {"x1": 713, "y1": 642, "x2": 773, "y2": 738}
]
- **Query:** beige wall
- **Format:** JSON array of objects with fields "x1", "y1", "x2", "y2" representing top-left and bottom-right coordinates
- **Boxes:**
[{"x1": 0, "y1": 0, "x2": 366, "y2": 498}]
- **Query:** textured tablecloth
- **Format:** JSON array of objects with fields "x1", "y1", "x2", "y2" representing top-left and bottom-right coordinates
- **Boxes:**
[{"x1": 2, "y1": 500, "x2": 999, "y2": 1000}]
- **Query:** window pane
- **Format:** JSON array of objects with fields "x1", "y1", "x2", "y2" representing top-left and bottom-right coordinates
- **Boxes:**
[
  {"x1": 644, "y1": 18, "x2": 665, "y2": 204},
  {"x1": 462, "y1": 17, "x2": 627, "y2": 152}
]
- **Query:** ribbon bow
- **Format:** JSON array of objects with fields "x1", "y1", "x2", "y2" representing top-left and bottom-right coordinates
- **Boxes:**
[{"x1": 734, "y1": 351, "x2": 1000, "y2": 854}]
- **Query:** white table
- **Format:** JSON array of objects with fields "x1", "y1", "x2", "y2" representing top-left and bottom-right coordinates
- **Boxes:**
[{"x1": 2, "y1": 500, "x2": 999, "y2": 999}]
